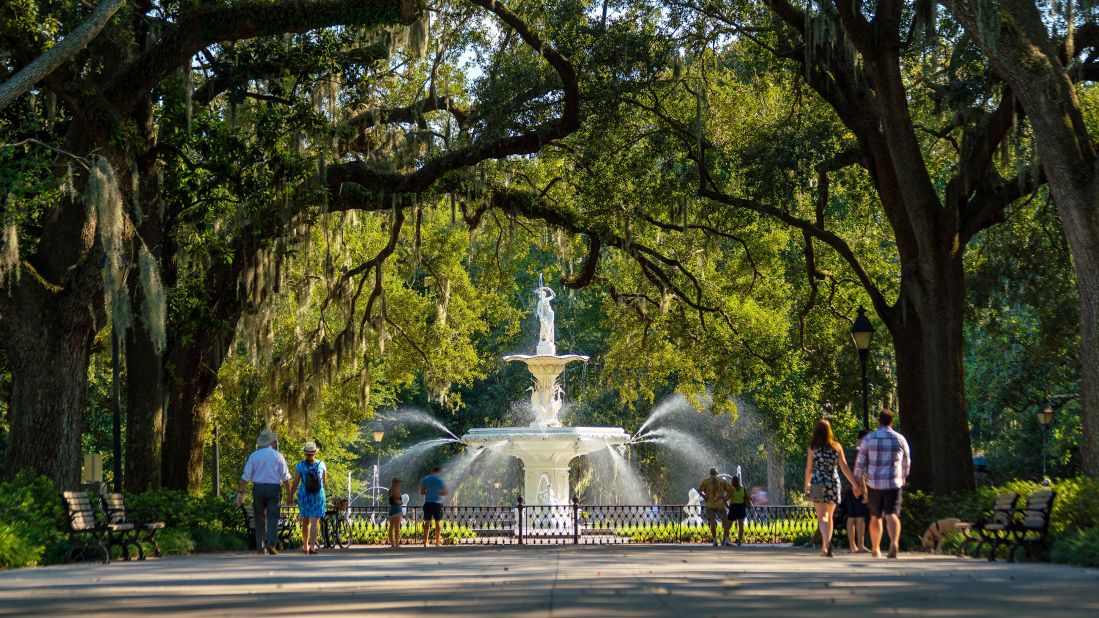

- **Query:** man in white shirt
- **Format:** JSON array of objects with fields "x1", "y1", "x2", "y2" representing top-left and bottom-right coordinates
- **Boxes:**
[{"x1": 236, "y1": 429, "x2": 291, "y2": 554}]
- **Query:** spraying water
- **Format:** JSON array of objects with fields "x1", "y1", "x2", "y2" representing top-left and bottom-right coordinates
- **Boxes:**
[
  {"x1": 377, "y1": 407, "x2": 461, "y2": 441},
  {"x1": 584, "y1": 446, "x2": 649, "y2": 504},
  {"x1": 380, "y1": 437, "x2": 459, "y2": 485},
  {"x1": 645, "y1": 427, "x2": 722, "y2": 473},
  {"x1": 634, "y1": 393, "x2": 696, "y2": 438}
]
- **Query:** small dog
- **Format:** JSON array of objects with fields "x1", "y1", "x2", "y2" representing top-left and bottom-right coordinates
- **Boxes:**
[{"x1": 921, "y1": 518, "x2": 966, "y2": 553}]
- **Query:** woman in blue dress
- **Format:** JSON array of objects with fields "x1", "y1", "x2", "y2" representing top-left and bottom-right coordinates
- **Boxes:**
[{"x1": 289, "y1": 441, "x2": 326, "y2": 554}]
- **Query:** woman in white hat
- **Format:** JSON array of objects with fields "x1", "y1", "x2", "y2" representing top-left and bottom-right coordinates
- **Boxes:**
[{"x1": 288, "y1": 441, "x2": 327, "y2": 554}]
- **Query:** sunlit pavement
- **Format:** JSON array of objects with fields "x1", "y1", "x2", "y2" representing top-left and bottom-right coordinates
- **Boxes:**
[{"x1": 2, "y1": 544, "x2": 1097, "y2": 617}]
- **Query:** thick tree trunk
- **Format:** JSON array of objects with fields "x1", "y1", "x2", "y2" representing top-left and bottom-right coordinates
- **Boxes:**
[
  {"x1": 161, "y1": 362, "x2": 208, "y2": 494},
  {"x1": 125, "y1": 320, "x2": 165, "y2": 491},
  {"x1": 1, "y1": 268, "x2": 98, "y2": 488},
  {"x1": 161, "y1": 328, "x2": 235, "y2": 493},
  {"x1": 885, "y1": 255, "x2": 975, "y2": 494},
  {"x1": 124, "y1": 102, "x2": 167, "y2": 492}
]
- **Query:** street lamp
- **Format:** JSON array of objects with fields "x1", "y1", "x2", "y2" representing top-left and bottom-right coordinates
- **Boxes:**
[
  {"x1": 1037, "y1": 404, "x2": 1054, "y2": 479},
  {"x1": 372, "y1": 430, "x2": 384, "y2": 506},
  {"x1": 850, "y1": 306, "x2": 875, "y2": 431},
  {"x1": 110, "y1": 325, "x2": 122, "y2": 493}
]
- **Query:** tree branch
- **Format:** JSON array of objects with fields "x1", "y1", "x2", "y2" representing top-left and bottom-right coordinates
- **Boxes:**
[
  {"x1": 325, "y1": 0, "x2": 579, "y2": 201},
  {"x1": 108, "y1": 0, "x2": 419, "y2": 114},
  {"x1": 0, "y1": 0, "x2": 129, "y2": 111}
]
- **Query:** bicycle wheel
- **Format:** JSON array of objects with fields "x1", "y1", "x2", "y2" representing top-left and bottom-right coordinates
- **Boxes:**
[{"x1": 332, "y1": 515, "x2": 352, "y2": 549}]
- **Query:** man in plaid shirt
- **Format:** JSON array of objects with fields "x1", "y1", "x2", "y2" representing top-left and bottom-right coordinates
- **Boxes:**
[{"x1": 853, "y1": 409, "x2": 911, "y2": 558}]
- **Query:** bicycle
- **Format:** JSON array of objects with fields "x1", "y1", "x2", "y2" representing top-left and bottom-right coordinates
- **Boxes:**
[{"x1": 322, "y1": 499, "x2": 352, "y2": 549}]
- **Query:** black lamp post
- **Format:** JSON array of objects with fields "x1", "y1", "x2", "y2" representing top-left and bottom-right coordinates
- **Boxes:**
[
  {"x1": 213, "y1": 424, "x2": 221, "y2": 497},
  {"x1": 850, "y1": 306, "x2": 875, "y2": 431},
  {"x1": 1037, "y1": 404, "x2": 1054, "y2": 478},
  {"x1": 110, "y1": 326, "x2": 122, "y2": 493},
  {"x1": 372, "y1": 430, "x2": 384, "y2": 506}
]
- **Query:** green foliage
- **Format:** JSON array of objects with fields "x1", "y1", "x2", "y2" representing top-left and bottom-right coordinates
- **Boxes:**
[
  {"x1": 156, "y1": 529, "x2": 197, "y2": 556},
  {"x1": 122, "y1": 490, "x2": 247, "y2": 554},
  {"x1": 910, "y1": 477, "x2": 1099, "y2": 565},
  {"x1": 350, "y1": 521, "x2": 476, "y2": 545},
  {"x1": 1050, "y1": 528, "x2": 1099, "y2": 567},
  {"x1": 125, "y1": 489, "x2": 244, "y2": 535},
  {"x1": 616, "y1": 520, "x2": 812, "y2": 544},
  {"x1": 0, "y1": 473, "x2": 66, "y2": 568},
  {"x1": 0, "y1": 522, "x2": 42, "y2": 569}
]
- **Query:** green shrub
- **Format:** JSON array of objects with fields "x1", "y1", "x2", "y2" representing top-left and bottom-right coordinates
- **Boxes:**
[
  {"x1": 125, "y1": 490, "x2": 243, "y2": 535},
  {"x1": 124, "y1": 489, "x2": 248, "y2": 553},
  {"x1": 0, "y1": 472, "x2": 66, "y2": 568},
  {"x1": 190, "y1": 528, "x2": 249, "y2": 553},
  {"x1": 157, "y1": 529, "x2": 196, "y2": 556},
  {"x1": 1050, "y1": 527, "x2": 1099, "y2": 567},
  {"x1": 0, "y1": 521, "x2": 41, "y2": 568},
  {"x1": 614, "y1": 519, "x2": 813, "y2": 544},
  {"x1": 347, "y1": 520, "x2": 477, "y2": 545}
]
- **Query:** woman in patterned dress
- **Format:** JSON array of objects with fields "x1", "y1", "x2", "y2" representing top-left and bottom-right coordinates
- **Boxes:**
[
  {"x1": 288, "y1": 441, "x2": 327, "y2": 555},
  {"x1": 803, "y1": 419, "x2": 858, "y2": 557}
]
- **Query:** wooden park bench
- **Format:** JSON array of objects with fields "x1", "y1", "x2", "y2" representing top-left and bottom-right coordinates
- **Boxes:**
[
  {"x1": 1005, "y1": 490, "x2": 1056, "y2": 563},
  {"x1": 965, "y1": 492, "x2": 1018, "y2": 560},
  {"x1": 102, "y1": 493, "x2": 165, "y2": 560},
  {"x1": 60, "y1": 490, "x2": 133, "y2": 563},
  {"x1": 240, "y1": 504, "x2": 297, "y2": 550}
]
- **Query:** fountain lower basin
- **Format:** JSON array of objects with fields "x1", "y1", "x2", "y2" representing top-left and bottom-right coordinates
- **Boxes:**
[{"x1": 463, "y1": 426, "x2": 630, "y2": 504}]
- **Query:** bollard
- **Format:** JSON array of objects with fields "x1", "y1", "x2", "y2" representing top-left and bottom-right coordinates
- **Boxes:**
[
  {"x1": 517, "y1": 496, "x2": 525, "y2": 545},
  {"x1": 572, "y1": 496, "x2": 580, "y2": 544}
]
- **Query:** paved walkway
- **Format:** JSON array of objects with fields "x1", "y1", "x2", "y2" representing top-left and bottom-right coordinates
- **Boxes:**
[{"x1": 2, "y1": 545, "x2": 1097, "y2": 617}]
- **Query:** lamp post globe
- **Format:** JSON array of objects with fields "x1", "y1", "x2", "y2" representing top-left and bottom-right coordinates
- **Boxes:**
[
  {"x1": 372, "y1": 430, "x2": 384, "y2": 506},
  {"x1": 1037, "y1": 405, "x2": 1054, "y2": 479},
  {"x1": 850, "y1": 306, "x2": 875, "y2": 431}
]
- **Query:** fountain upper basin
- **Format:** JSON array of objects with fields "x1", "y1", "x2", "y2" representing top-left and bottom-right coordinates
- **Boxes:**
[{"x1": 463, "y1": 426, "x2": 630, "y2": 457}]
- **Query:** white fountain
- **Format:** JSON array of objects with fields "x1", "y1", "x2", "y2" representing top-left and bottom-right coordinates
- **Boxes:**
[{"x1": 462, "y1": 276, "x2": 630, "y2": 506}]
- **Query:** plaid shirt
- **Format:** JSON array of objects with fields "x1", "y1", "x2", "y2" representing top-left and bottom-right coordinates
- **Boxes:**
[{"x1": 853, "y1": 427, "x2": 911, "y2": 490}]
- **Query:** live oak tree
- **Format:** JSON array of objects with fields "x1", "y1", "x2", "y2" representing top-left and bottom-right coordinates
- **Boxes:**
[
  {"x1": 942, "y1": 0, "x2": 1099, "y2": 475},
  {"x1": 654, "y1": 0, "x2": 1053, "y2": 491},
  {"x1": 0, "y1": 0, "x2": 421, "y2": 488},
  {"x1": 140, "y1": 0, "x2": 585, "y2": 492}
]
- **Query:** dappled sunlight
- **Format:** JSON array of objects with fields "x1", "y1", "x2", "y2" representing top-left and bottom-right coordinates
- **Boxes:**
[{"x1": 2, "y1": 546, "x2": 1097, "y2": 616}]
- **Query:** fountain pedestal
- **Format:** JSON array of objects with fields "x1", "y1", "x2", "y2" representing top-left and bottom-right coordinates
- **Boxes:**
[{"x1": 463, "y1": 427, "x2": 630, "y2": 505}]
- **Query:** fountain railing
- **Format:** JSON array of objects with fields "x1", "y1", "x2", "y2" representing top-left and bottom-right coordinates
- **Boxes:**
[{"x1": 283, "y1": 503, "x2": 819, "y2": 547}]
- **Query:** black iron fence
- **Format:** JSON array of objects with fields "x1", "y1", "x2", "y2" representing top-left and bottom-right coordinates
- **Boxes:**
[{"x1": 296, "y1": 500, "x2": 816, "y2": 547}]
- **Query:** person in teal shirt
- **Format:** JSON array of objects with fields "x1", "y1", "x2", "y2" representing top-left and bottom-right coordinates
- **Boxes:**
[{"x1": 420, "y1": 467, "x2": 448, "y2": 546}]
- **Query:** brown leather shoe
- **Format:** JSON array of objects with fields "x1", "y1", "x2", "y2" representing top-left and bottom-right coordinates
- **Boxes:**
[{"x1": 265, "y1": 544, "x2": 279, "y2": 556}]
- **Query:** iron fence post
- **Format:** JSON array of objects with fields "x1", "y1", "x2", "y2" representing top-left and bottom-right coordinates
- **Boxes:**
[
  {"x1": 517, "y1": 496, "x2": 524, "y2": 545},
  {"x1": 572, "y1": 496, "x2": 580, "y2": 544}
]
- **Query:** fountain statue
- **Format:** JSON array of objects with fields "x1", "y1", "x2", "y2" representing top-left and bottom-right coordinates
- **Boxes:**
[
  {"x1": 682, "y1": 488, "x2": 704, "y2": 526},
  {"x1": 462, "y1": 276, "x2": 630, "y2": 513},
  {"x1": 536, "y1": 474, "x2": 559, "y2": 505},
  {"x1": 535, "y1": 277, "x2": 556, "y2": 355}
]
